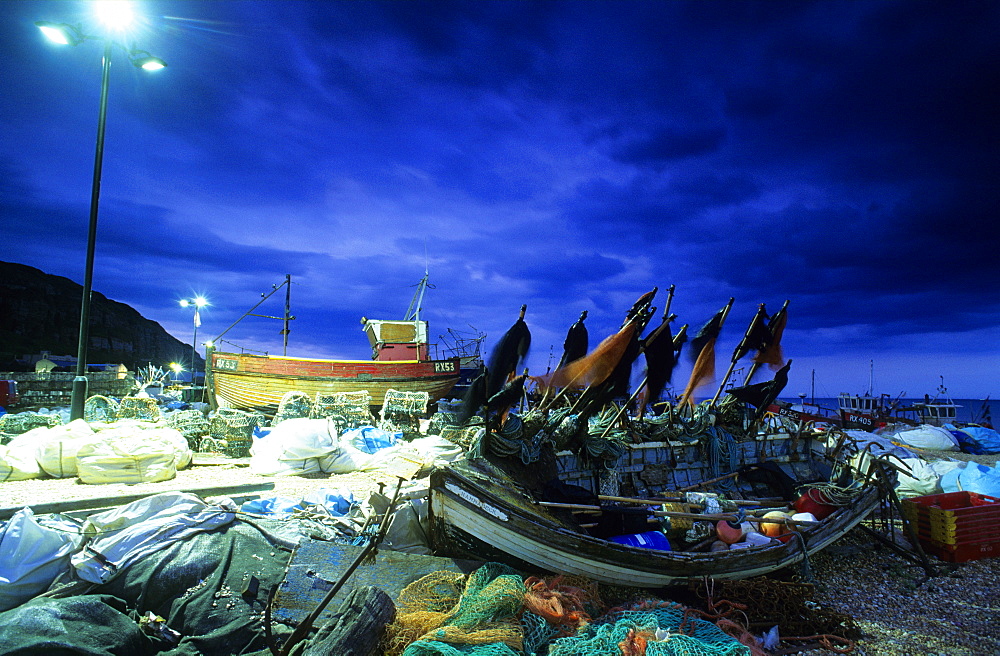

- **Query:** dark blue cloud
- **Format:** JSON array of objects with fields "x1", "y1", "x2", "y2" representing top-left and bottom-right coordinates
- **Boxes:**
[{"x1": 2, "y1": 0, "x2": 997, "y2": 397}]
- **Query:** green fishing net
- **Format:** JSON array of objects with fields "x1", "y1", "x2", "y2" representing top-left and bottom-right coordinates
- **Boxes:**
[{"x1": 548, "y1": 605, "x2": 752, "y2": 656}]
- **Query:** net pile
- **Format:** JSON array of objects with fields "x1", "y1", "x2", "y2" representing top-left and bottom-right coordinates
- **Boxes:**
[
  {"x1": 379, "y1": 389, "x2": 429, "y2": 437},
  {"x1": 312, "y1": 391, "x2": 373, "y2": 432},
  {"x1": 0, "y1": 412, "x2": 62, "y2": 444},
  {"x1": 115, "y1": 397, "x2": 163, "y2": 423},
  {"x1": 548, "y1": 600, "x2": 752, "y2": 656},
  {"x1": 165, "y1": 409, "x2": 211, "y2": 450},
  {"x1": 271, "y1": 391, "x2": 312, "y2": 425},
  {"x1": 385, "y1": 563, "x2": 527, "y2": 656},
  {"x1": 203, "y1": 408, "x2": 265, "y2": 457},
  {"x1": 84, "y1": 395, "x2": 119, "y2": 423},
  {"x1": 705, "y1": 579, "x2": 859, "y2": 647}
]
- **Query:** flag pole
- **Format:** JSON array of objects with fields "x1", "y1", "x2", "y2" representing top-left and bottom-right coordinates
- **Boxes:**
[
  {"x1": 742, "y1": 299, "x2": 789, "y2": 385},
  {"x1": 711, "y1": 303, "x2": 766, "y2": 405}
]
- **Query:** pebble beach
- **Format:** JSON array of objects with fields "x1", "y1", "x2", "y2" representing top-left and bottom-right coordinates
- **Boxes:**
[{"x1": 2, "y1": 453, "x2": 998, "y2": 656}]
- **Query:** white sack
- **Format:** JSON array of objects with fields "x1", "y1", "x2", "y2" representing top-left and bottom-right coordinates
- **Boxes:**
[
  {"x1": 889, "y1": 425, "x2": 960, "y2": 451},
  {"x1": 250, "y1": 418, "x2": 339, "y2": 476},
  {"x1": 0, "y1": 435, "x2": 42, "y2": 482},
  {"x1": 0, "y1": 509, "x2": 82, "y2": 611},
  {"x1": 33, "y1": 419, "x2": 98, "y2": 478},
  {"x1": 894, "y1": 457, "x2": 942, "y2": 499},
  {"x1": 72, "y1": 492, "x2": 235, "y2": 584}
]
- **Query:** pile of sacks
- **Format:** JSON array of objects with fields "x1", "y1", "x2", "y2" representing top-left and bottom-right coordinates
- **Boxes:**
[
  {"x1": 0, "y1": 418, "x2": 192, "y2": 485},
  {"x1": 847, "y1": 423, "x2": 1000, "y2": 500},
  {"x1": 248, "y1": 417, "x2": 463, "y2": 478}
]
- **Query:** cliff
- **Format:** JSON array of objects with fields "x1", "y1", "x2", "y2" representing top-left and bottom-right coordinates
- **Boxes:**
[{"x1": 0, "y1": 260, "x2": 197, "y2": 371}]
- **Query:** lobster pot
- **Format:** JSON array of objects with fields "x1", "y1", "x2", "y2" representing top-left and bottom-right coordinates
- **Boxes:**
[
  {"x1": 166, "y1": 409, "x2": 211, "y2": 450},
  {"x1": 440, "y1": 424, "x2": 485, "y2": 451},
  {"x1": 312, "y1": 391, "x2": 373, "y2": 432},
  {"x1": 272, "y1": 391, "x2": 313, "y2": 426},
  {"x1": 206, "y1": 408, "x2": 265, "y2": 457},
  {"x1": 378, "y1": 389, "x2": 429, "y2": 437},
  {"x1": 117, "y1": 397, "x2": 163, "y2": 423},
  {"x1": 0, "y1": 413, "x2": 62, "y2": 445},
  {"x1": 84, "y1": 395, "x2": 119, "y2": 423}
]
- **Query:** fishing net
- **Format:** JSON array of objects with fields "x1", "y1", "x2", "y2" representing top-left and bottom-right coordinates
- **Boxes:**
[
  {"x1": 203, "y1": 407, "x2": 265, "y2": 457},
  {"x1": 386, "y1": 563, "x2": 527, "y2": 656},
  {"x1": 272, "y1": 391, "x2": 313, "y2": 425},
  {"x1": 115, "y1": 397, "x2": 163, "y2": 422},
  {"x1": 0, "y1": 412, "x2": 62, "y2": 444},
  {"x1": 379, "y1": 390, "x2": 429, "y2": 437},
  {"x1": 548, "y1": 600, "x2": 753, "y2": 656},
  {"x1": 704, "y1": 578, "x2": 860, "y2": 644},
  {"x1": 166, "y1": 409, "x2": 211, "y2": 450},
  {"x1": 312, "y1": 390, "x2": 373, "y2": 431},
  {"x1": 84, "y1": 395, "x2": 119, "y2": 423}
]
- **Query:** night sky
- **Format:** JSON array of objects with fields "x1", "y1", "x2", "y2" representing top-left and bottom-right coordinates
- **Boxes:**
[{"x1": 2, "y1": 0, "x2": 998, "y2": 400}]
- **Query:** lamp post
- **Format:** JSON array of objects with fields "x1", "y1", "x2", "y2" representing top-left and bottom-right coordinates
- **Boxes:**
[
  {"x1": 36, "y1": 4, "x2": 166, "y2": 421},
  {"x1": 179, "y1": 297, "x2": 207, "y2": 386}
]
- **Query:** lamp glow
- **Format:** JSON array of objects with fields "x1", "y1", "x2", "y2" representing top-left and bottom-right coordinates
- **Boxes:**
[
  {"x1": 130, "y1": 50, "x2": 167, "y2": 70},
  {"x1": 35, "y1": 21, "x2": 83, "y2": 46},
  {"x1": 94, "y1": 1, "x2": 135, "y2": 30}
]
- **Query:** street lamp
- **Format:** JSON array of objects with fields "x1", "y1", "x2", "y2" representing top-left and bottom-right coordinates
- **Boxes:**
[
  {"x1": 169, "y1": 362, "x2": 182, "y2": 386},
  {"x1": 36, "y1": 3, "x2": 167, "y2": 421},
  {"x1": 179, "y1": 297, "x2": 208, "y2": 386}
]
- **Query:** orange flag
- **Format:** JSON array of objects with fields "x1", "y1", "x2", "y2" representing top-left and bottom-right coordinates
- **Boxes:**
[
  {"x1": 679, "y1": 334, "x2": 718, "y2": 405},
  {"x1": 534, "y1": 322, "x2": 638, "y2": 391}
]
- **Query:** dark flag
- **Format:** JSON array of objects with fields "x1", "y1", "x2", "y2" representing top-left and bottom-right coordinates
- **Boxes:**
[
  {"x1": 680, "y1": 303, "x2": 730, "y2": 404},
  {"x1": 755, "y1": 303, "x2": 788, "y2": 369},
  {"x1": 557, "y1": 311, "x2": 589, "y2": 370},
  {"x1": 638, "y1": 316, "x2": 679, "y2": 415},
  {"x1": 456, "y1": 368, "x2": 488, "y2": 425},
  {"x1": 733, "y1": 304, "x2": 772, "y2": 362},
  {"x1": 726, "y1": 359, "x2": 792, "y2": 411},
  {"x1": 487, "y1": 305, "x2": 531, "y2": 398}
]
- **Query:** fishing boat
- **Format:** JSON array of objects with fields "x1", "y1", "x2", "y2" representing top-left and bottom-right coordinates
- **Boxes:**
[
  {"x1": 207, "y1": 274, "x2": 460, "y2": 414},
  {"x1": 898, "y1": 377, "x2": 960, "y2": 427},
  {"x1": 427, "y1": 401, "x2": 883, "y2": 587}
]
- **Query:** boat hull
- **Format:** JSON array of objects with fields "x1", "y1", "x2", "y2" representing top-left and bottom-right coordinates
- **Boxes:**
[
  {"x1": 429, "y1": 460, "x2": 880, "y2": 588},
  {"x1": 209, "y1": 351, "x2": 460, "y2": 414}
]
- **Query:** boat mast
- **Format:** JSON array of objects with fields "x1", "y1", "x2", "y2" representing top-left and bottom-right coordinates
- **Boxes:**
[
  {"x1": 405, "y1": 269, "x2": 431, "y2": 322},
  {"x1": 282, "y1": 273, "x2": 292, "y2": 356}
]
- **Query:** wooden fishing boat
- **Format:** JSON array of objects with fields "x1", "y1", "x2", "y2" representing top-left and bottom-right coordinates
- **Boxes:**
[
  {"x1": 209, "y1": 350, "x2": 460, "y2": 414},
  {"x1": 207, "y1": 274, "x2": 460, "y2": 414},
  {"x1": 428, "y1": 407, "x2": 883, "y2": 587}
]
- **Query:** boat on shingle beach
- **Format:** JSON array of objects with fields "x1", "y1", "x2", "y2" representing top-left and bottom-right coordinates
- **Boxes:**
[
  {"x1": 207, "y1": 274, "x2": 460, "y2": 415},
  {"x1": 428, "y1": 288, "x2": 886, "y2": 586}
]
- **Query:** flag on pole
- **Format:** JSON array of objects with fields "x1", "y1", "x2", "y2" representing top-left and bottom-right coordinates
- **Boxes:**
[
  {"x1": 680, "y1": 304, "x2": 729, "y2": 405},
  {"x1": 193, "y1": 309, "x2": 201, "y2": 328},
  {"x1": 754, "y1": 303, "x2": 788, "y2": 368}
]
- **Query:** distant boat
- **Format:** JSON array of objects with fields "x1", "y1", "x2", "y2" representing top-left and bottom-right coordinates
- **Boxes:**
[
  {"x1": 898, "y1": 377, "x2": 960, "y2": 427},
  {"x1": 207, "y1": 274, "x2": 460, "y2": 414}
]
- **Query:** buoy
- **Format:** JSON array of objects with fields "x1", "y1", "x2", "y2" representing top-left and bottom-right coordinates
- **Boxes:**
[
  {"x1": 794, "y1": 488, "x2": 838, "y2": 519},
  {"x1": 760, "y1": 511, "x2": 791, "y2": 537},
  {"x1": 716, "y1": 519, "x2": 745, "y2": 544}
]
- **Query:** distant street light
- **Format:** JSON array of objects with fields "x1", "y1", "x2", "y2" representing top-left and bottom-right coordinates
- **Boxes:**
[
  {"x1": 179, "y1": 297, "x2": 208, "y2": 386},
  {"x1": 36, "y1": 3, "x2": 167, "y2": 421},
  {"x1": 169, "y1": 362, "x2": 182, "y2": 385}
]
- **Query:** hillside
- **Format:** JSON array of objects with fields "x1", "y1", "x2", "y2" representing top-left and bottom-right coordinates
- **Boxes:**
[{"x1": 0, "y1": 260, "x2": 197, "y2": 371}]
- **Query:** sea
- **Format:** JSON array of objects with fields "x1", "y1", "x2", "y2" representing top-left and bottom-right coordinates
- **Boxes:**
[{"x1": 778, "y1": 397, "x2": 998, "y2": 426}]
